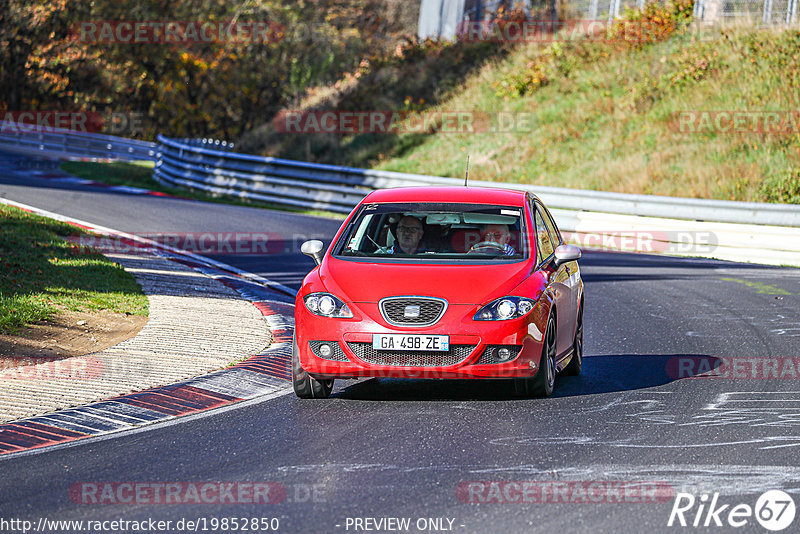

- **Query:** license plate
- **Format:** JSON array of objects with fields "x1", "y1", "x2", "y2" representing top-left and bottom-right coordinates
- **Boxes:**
[{"x1": 372, "y1": 334, "x2": 449, "y2": 352}]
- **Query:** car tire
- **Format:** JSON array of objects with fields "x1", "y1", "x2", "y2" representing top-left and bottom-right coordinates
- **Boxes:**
[
  {"x1": 292, "y1": 333, "x2": 334, "y2": 399},
  {"x1": 564, "y1": 302, "x2": 583, "y2": 376},
  {"x1": 514, "y1": 315, "x2": 556, "y2": 397}
]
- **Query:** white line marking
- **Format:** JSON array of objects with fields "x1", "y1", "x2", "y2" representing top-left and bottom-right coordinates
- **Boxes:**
[{"x1": 705, "y1": 391, "x2": 800, "y2": 411}]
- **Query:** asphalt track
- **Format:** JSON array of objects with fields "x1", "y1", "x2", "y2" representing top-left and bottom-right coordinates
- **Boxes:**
[{"x1": 2, "y1": 160, "x2": 800, "y2": 533}]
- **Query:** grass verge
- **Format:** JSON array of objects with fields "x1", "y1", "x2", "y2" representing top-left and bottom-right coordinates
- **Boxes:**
[
  {"x1": 0, "y1": 204, "x2": 148, "y2": 334},
  {"x1": 60, "y1": 160, "x2": 344, "y2": 219}
]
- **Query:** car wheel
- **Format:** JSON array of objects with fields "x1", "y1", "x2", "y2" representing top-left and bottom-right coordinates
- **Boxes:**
[
  {"x1": 564, "y1": 303, "x2": 583, "y2": 376},
  {"x1": 514, "y1": 315, "x2": 556, "y2": 397},
  {"x1": 292, "y1": 333, "x2": 334, "y2": 399}
]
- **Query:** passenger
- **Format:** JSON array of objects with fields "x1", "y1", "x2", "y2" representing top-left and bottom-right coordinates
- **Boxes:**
[
  {"x1": 481, "y1": 224, "x2": 517, "y2": 256},
  {"x1": 390, "y1": 215, "x2": 426, "y2": 254}
]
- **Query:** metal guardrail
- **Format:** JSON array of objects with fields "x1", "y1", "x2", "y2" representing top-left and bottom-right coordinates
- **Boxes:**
[
  {"x1": 172, "y1": 137, "x2": 236, "y2": 152},
  {"x1": 0, "y1": 122, "x2": 156, "y2": 161},
  {"x1": 154, "y1": 135, "x2": 371, "y2": 213},
  {"x1": 1, "y1": 127, "x2": 797, "y2": 266},
  {"x1": 155, "y1": 135, "x2": 800, "y2": 227}
]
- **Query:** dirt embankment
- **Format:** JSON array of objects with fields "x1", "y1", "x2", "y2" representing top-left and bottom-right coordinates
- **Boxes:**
[{"x1": 0, "y1": 308, "x2": 146, "y2": 370}]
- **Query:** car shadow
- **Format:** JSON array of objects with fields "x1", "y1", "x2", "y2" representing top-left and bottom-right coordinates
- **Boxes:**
[{"x1": 332, "y1": 353, "x2": 723, "y2": 401}]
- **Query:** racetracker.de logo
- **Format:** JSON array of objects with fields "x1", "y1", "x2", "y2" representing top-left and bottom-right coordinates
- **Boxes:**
[
  {"x1": 69, "y1": 482, "x2": 286, "y2": 505},
  {"x1": 1, "y1": 111, "x2": 144, "y2": 135},
  {"x1": 673, "y1": 111, "x2": 800, "y2": 135},
  {"x1": 666, "y1": 356, "x2": 800, "y2": 379},
  {"x1": 70, "y1": 232, "x2": 287, "y2": 255},
  {"x1": 0, "y1": 357, "x2": 103, "y2": 380},
  {"x1": 272, "y1": 111, "x2": 535, "y2": 134},
  {"x1": 457, "y1": 481, "x2": 674, "y2": 504},
  {"x1": 454, "y1": 19, "x2": 677, "y2": 43},
  {"x1": 71, "y1": 21, "x2": 285, "y2": 44},
  {"x1": 562, "y1": 230, "x2": 718, "y2": 255}
]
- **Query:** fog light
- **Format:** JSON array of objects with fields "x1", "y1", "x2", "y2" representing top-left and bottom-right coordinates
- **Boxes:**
[
  {"x1": 497, "y1": 347, "x2": 512, "y2": 361},
  {"x1": 319, "y1": 343, "x2": 333, "y2": 358}
]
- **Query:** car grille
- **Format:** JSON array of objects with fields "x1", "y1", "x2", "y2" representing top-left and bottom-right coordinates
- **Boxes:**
[
  {"x1": 476, "y1": 345, "x2": 523, "y2": 364},
  {"x1": 379, "y1": 297, "x2": 447, "y2": 327},
  {"x1": 347, "y1": 342, "x2": 475, "y2": 367},
  {"x1": 309, "y1": 341, "x2": 349, "y2": 361}
]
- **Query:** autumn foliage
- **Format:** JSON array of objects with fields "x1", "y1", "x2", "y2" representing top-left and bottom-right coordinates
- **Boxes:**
[{"x1": 0, "y1": 0, "x2": 417, "y2": 140}]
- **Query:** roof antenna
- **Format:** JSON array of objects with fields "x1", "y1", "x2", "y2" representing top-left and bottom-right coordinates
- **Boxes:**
[{"x1": 464, "y1": 155, "x2": 470, "y2": 187}]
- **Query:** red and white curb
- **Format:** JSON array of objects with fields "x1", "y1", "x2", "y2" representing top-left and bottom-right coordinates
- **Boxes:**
[{"x1": 0, "y1": 198, "x2": 299, "y2": 458}]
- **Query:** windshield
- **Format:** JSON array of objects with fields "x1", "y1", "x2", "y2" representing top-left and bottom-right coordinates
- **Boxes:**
[{"x1": 333, "y1": 202, "x2": 528, "y2": 262}]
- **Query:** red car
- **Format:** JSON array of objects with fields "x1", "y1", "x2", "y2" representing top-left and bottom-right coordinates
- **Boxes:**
[{"x1": 293, "y1": 187, "x2": 583, "y2": 398}]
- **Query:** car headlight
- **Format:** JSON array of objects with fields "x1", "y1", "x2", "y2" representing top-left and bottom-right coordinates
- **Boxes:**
[
  {"x1": 304, "y1": 292, "x2": 353, "y2": 318},
  {"x1": 474, "y1": 297, "x2": 535, "y2": 321}
]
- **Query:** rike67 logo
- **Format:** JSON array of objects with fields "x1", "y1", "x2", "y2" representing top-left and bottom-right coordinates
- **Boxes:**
[{"x1": 668, "y1": 490, "x2": 796, "y2": 531}]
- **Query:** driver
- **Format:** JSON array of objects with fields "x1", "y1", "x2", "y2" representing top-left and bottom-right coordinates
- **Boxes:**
[
  {"x1": 390, "y1": 215, "x2": 426, "y2": 254},
  {"x1": 481, "y1": 223, "x2": 517, "y2": 256}
]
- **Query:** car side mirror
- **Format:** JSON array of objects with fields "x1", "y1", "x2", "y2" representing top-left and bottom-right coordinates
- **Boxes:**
[
  {"x1": 553, "y1": 244, "x2": 581, "y2": 268},
  {"x1": 301, "y1": 240, "x2": 324, "y2": 266}
]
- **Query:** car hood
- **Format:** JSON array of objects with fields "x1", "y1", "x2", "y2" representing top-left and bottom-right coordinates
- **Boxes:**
[{"x1": 319, "y1": 258, "x2": 532, "y2": 305}]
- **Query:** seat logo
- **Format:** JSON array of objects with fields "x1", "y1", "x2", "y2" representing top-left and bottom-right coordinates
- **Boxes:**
[{"x1": 404, "y1": 305, "x2": 421, "y2": 318}]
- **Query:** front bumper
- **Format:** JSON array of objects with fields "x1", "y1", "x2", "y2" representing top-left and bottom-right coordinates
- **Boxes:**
[{"x1": 295, "y1": 299, "x2": 548, "y2": 379}]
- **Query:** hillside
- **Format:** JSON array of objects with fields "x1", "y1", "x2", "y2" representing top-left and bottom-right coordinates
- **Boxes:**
[{"x1": 240, "y1": 2, "x2": 800, "y2": 203}]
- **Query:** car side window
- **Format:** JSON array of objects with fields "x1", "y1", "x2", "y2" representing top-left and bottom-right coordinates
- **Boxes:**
[
  {"x1": 534, "y1": 209, "x2": 555, "y2": 261},
  {"x1": 539, "y1": 204, "x2": 562, "y2": 247}
]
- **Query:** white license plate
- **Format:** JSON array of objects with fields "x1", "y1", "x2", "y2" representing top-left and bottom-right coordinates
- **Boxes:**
[{"x1": 372, "y1": 334, "x2": 449, "y2": 352}]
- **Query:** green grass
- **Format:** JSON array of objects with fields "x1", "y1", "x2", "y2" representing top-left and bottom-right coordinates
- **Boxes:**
[
  {"x1": 60, "y1": 161, "x2": 343, "y2": 219},
  {"x1": 0, "y1": 204, "x2": 148, "y2": 333},
  {"x1": 60, "y1": 160, "x2": 157, "y2": 190}
]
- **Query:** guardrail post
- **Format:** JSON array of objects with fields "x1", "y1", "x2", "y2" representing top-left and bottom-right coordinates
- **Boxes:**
[
  {"x1": 763, "y1": 0, "x2": 774, "y2": 24},
  {"x1": 693, "y1": 0, "x2": 705, "y2": 19},
  {"x1": 787, "y1": 0, "x2": 798, "y2": 25},
  {"x1": 607, "y1": 0, "x2": 620, "y2": 23}
]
